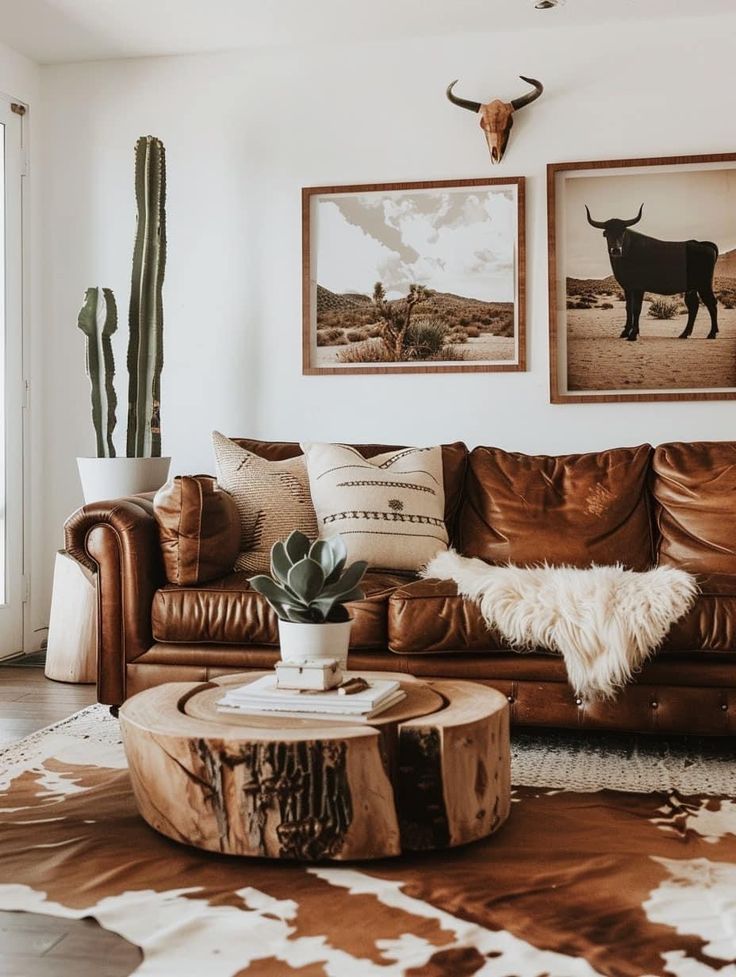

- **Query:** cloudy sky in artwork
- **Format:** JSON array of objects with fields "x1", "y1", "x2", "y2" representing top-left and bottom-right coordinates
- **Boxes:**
[{"x1": 315, "y1": 186, "x2": 517, "y2": 301}]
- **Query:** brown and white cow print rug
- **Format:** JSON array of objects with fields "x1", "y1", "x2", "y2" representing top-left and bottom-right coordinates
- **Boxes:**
[{"x1": 1, "y1": 706, "x2": 735, "y2": 977}]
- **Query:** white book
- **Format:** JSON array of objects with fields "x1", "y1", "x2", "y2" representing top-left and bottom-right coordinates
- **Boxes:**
[
  {"x1": 217, "y1": 688, "x2": 406, "y2": 723},
  {"x1": 217, "y1": 675, "x2": 403, "y2": 717}
]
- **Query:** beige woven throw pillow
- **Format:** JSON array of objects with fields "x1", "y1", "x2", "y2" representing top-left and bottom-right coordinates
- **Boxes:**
[
  {"x1": 301, "y1": 442, "x2": 448, "y2": 571},
  {"x1": 212, "y1": 431, "x2": 318, "y2": 574}
]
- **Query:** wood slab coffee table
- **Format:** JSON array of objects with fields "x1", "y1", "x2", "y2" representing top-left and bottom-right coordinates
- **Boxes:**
[{"x1": 120, "y1": 671, "x2": 510, "y2": 861}]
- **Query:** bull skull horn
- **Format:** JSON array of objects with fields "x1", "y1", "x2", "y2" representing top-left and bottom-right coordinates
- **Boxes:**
[
  {"x1": 510, "y1": 76, "x2": 544, "y2": 111},
  {"x1": 623, "y1": 204, "x2": 644, "y2": 227},
  {"x1": 585, "y1": 206, "x2": 607, "y2": 229},
  {"x1": 446, "y1": 80, "x2": 481, "y2": 113}
]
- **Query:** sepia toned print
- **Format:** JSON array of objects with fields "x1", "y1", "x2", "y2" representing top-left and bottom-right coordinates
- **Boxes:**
[
  {"x1": 303, "y1": 178, "x2": 525, "y2": 375},
  {"x1": 549, "y1": 154, "x2": 736, "y2": 403}
]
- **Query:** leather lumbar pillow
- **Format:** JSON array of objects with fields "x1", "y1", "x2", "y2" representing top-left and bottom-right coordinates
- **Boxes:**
[
  {"x1": 212, "y1": 431, "x2": 318, "y2": 574},
  {"x1": 154, "y1": 474, "x2": 240, "y2": 585},
  {"x1": 301, "y1": 442, "x2": 448, "y2": 572}
]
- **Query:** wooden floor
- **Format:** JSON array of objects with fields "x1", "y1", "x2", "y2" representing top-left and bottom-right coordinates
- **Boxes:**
[
  {"x1": 0, "y1": 665, "x2": 96, "y2": 747},
  {"x1": 0, "y1": 665, "x2": 142, "y2": 976}
]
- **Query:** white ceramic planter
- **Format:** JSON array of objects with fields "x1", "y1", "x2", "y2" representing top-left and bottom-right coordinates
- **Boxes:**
[
  {"x1": 77, "y1": 456, "x2": 172, "y2": 504},
  {"x1": 278, "y1": 618, "x2": 352, "y2": 669}
]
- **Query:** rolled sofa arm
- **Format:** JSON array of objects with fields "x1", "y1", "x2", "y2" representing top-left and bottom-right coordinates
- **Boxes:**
[{"x1": 64, "y1": 495, "x2": 164, "y2": 705}]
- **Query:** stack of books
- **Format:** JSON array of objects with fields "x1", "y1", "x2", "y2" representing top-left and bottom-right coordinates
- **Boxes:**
[{"x1": 217, "y1": 674, "x2": 405, "y2": 722}]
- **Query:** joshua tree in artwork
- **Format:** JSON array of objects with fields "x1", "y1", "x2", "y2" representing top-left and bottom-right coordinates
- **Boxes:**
[{"x1": 372, "y1": 282, "x2": 433, "y2": 361}]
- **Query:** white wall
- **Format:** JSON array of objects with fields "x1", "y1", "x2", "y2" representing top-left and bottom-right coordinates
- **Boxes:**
[
  {"x1": 38, "y1": 14, "x2": 736, "y2": 622},
  {"x1": 0, "y1": 39, "x2": 38, "y2": 100},
  {"x1": 0, "y1": 41, "x2": 43, "y2": 647}
]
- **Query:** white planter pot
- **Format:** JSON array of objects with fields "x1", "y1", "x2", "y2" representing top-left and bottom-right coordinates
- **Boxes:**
[
  {"x1": 278, "y1": 618, "x2": 352, "y2": 669},
  {"x1": 77, "y1": 456, "x2": 172, "y2": 504}
]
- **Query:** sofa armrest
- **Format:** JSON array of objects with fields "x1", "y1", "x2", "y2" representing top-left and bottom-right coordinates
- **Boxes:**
[{"x1": 64, "y1": 494, "x2": 164, "y2": 705}]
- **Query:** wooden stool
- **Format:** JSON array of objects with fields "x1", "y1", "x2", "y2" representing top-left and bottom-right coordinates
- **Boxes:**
[{"x1": 44, "y1": 551, "x2": 96, "y2": 684}]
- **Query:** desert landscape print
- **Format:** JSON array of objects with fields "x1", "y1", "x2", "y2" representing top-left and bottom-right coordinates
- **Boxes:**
[
  {"x1": 304, "y1": 180, "x2": 523, "y2": 372},
  {"x1": 559, "y1": 163, "x2": 736, "y2": 396}
]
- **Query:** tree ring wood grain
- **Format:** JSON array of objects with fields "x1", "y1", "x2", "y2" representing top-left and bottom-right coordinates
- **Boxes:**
[{"x1": 120, "y1": 672, "x2": 510, "y2": 860}]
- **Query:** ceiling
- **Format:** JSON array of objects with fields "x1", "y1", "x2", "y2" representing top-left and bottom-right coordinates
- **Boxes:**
[{"x1": 0, "y1": 0, "x2": 733, "y2": 65}]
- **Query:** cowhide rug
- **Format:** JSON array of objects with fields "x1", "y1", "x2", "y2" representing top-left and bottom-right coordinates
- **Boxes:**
[{"x1": 1, "y1": 707, "x2": 735, "y2": 977}]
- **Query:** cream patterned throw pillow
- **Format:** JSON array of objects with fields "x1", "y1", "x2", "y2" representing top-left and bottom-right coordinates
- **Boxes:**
[
  {"x1": 301, "y1": 442, "x2": 448, "y2": 571},
  {"x1": 212, "y1": 432, "x2": 318, "y2": 574}
]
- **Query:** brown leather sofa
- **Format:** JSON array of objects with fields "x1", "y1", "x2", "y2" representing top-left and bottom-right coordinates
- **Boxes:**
[{"x1": 64, "y1": 438, "x2": 736, "y2": 735}]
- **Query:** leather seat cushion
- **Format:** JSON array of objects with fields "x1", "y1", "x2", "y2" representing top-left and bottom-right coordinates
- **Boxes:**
[
  {"x1": 389, "y1": 579, "x2": 509, "y2": 653},
  {"x1": 458, "y1": 443, "x2": 654, "y2": 570},
  {"x1": 234, "y1": 438, "x2": 468, "y2": 541},
  {"x1": 388, "y1": 577, "x2": 736, "y2": 655},
  {"x1": 151, "y1": 569, "x2": 411, "y2": 647},
  {"x1": 653, "y1": 441, "x2": 736, "y2": 575}
]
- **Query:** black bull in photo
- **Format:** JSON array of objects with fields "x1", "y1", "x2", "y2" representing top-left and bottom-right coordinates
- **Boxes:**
[{"x1": 585, "y1": 204, "x2": 719, "y2": 341}]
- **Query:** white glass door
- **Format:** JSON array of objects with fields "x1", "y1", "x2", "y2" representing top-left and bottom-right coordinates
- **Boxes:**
[{"x1": 0, "y1": 99, "x2": 25, "y2": 658}]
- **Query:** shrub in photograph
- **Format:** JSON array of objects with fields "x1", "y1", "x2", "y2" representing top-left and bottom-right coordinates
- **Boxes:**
[
  {"x1": 648, "y1": 297, "x2": 680, "y2": 320},
  {"x1": 406, "y1": 318, "x2": 447, "y2": 360}
]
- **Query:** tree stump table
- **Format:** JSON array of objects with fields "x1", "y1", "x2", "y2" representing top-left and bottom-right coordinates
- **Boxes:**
[{"x1": 119, "y1": 671, "x2": 510, "y2": 861}]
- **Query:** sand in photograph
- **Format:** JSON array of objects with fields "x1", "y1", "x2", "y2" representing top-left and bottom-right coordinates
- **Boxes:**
[
  {"x1": 315, "y1": 330, "x2": 515, "y2": 367},
  {"x1": 567, "y1": 295, "x2": 736, "y2": 391}
]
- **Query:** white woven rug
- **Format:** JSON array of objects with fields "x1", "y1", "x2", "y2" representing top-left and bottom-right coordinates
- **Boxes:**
[{"x1": 3, "y1": 704, "x2": 733, "y2": 797}]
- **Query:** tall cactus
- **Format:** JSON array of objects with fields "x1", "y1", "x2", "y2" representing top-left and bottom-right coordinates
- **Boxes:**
[
  {"x1": 77, "y1": 287, "x2": 118, "y2": 458},
  {"x1": 126, "y1": 135, "x2": 167, "y2": 458}
]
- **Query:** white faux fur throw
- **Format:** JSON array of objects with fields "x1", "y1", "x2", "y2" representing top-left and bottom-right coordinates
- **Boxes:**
[{"x1": 423, "y1": 550, "x2": 698, "y2": 701}]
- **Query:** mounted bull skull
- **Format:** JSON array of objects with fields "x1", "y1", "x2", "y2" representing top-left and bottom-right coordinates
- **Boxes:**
[{"x1": 446, "y1": 76, "x2": 544, "y2": 164}]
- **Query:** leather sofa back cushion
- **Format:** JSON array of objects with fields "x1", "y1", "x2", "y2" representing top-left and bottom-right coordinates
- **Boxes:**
[
  {"x1": 459, "y1": 443, "x2": 654, "y2": 569},
  {"x1": 233, "y1": 438, "x2": 468, "y2": 540},
  {"x1": 154, "y1": 475, "x2": 240, "y2": 585},
  {"x1": 653, "y1": 441, "x2": 736, "y2": 575}
]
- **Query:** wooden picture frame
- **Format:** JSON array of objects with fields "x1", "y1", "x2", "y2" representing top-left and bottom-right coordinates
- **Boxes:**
[
  {"x1": 548, "y1": 152, "x2": 736, "y2": 403},
  {"x1": 302, "y1": 177, "x2": 526, "y2": 375}
]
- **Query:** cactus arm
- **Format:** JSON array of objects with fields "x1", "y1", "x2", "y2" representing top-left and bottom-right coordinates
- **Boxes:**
[
  {"x1": 100, "y1": 288, "x2": 118, "y2": 457},
  {"x1": 126, "y1": 135, "x2": 166, "y2": 458},
  {"x1": 78, "y1": 288, "x2": 104, "y2": 457},
  {"x1": 77, "y1": 287, "x2": 118, "y2": 458}
]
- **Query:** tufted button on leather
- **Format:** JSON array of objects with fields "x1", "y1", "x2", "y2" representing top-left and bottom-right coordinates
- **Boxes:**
[
  {"x1": 650, "y1": 700, "x2": 658, "y2": 709},
  {"x1": 575, "y1": 697, "x2": 583, "y2": 706},
  {"x1": 507, "y1": 695, "x2": 515, "y2": 704},
  {"x1": 721, "y1": 703, "x2": 728, "y2": 711}
]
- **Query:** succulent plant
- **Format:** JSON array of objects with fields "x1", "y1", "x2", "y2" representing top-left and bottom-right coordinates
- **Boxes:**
[{"x1": 249, "y1": 531, "x2": 367, "y2": 624}]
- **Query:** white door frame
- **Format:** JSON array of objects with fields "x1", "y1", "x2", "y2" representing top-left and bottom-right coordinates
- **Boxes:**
[
  {"x1": 18, "y1": 98, "x2": 32, "y2": 654},
  {"x1": 0, "y1": 95, "x2": 27, "y2": 658}
]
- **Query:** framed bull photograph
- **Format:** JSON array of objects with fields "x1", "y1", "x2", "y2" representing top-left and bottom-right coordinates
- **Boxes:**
[
  {"x1": 302, "y1": 177, "x2": 525, "y2": 375},
  {"x1": 548, "y1": 153, "x2": 736, "y2": 403}
]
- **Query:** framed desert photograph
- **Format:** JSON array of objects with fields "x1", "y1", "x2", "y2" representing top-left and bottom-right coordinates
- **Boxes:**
[
  {"x1": 548, "y1": 153, "x2": 736, "y2": 403},
  {"x1": 302, "y1": 177, "x2": 525, "y2": 374}
]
